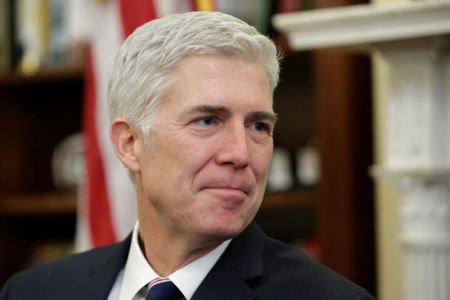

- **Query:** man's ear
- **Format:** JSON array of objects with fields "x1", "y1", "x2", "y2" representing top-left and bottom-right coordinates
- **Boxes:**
[{"x1": 110, "y1": 118, "x2": 142, "y2": 172}]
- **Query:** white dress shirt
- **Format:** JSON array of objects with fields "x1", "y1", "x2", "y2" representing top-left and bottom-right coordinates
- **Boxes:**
[{"x1": 108, "y1": 222, "x2": 231, "y2": 300}]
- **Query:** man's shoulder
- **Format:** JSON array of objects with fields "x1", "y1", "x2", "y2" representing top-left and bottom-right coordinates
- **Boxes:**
[
  {"x1": 13, "y1": 242, "x2": 121, "y2": 279},
  {"x1": 218, "y1": 224, "x2": 374, "y2": 299},
  {"x1": 0, "y1": 240, "x2": 129, "y2": 300},
  {"x1": 260, "y1": 237, "x2": 374, "y2": 299}
]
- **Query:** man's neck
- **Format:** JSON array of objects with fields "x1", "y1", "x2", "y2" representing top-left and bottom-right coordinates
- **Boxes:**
[{"x1": 138, "y1": 224, "x2": 221, "y2": 277}]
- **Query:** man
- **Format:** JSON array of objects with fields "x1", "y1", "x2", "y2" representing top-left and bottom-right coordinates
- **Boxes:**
[{"x1": 0, "y1": 12, "x2": 374, "y2": 299}]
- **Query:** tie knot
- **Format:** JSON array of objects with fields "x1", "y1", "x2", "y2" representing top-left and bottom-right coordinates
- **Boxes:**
[{"x1": 146, "y1": 278, "x2": 184, "y2": 300}]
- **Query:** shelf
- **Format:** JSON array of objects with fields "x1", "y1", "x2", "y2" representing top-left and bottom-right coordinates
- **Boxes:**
[
  {"x1": 262, "y1": 190, "x2": 317, "y2": 209},
  {"x1": 0, "y1": 66, "x2": 84, "y2": 87},
  {"x1": 0, "y1": 193, "x2": 77, "y2": 216},
  {"x1": 0, "y1": 190, "x2": 315, "y2": 216}
]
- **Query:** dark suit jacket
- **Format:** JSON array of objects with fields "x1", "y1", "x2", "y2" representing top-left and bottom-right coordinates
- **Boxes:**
[{"x1": 0, "y1": 223, "x2": 374, "y2": 299}]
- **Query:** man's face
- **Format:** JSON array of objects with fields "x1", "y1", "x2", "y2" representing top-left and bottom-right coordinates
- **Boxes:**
[{"x1": 135, "y1": 55, "x2": 275, "y2": 246}]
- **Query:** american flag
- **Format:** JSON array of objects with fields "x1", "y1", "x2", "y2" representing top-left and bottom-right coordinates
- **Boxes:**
[{"x1": 75, "y1": 0, "x2": 216, "y2": 251}]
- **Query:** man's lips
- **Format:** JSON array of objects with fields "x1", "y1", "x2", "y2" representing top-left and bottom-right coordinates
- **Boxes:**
[
  {"x1": 198, "y1": 174, "x2": 254, "y2": 196},
  {"x1": 202, "y1": 187, "x2": 249, "y2": 210},
  {"x1": 202, "y1": 184, "x2": 250, "y2": 195}
]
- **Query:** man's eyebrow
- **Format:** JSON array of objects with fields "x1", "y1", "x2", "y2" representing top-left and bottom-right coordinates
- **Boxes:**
[
  {"x1": 178, "y1": 104, "x2": 278, "y2": 124},
  {"x1": 177, "y1": 105, "x2": 230, "y2": 121},
  {"x1": 195, "y1": 105, "x2": 229, "y2": 115},
  {"x1": 248, "y1": 111, "x2": 278, "y2": 125}
]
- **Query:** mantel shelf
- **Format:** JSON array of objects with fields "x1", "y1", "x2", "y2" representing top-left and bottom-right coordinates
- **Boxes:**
[{"x1": 272, "y1": 0, "x2": 450, "y2": 51}]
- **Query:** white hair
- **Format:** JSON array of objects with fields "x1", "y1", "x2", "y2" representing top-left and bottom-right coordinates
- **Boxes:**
[{"x1": 108, "y1": 11, "x2": 281, "y2": 137}]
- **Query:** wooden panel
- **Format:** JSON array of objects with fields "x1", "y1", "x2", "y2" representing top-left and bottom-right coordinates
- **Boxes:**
[
  {"x1": 263, "y1": 190, "x2": 317, "y2": 209},
  {"x1": 0, "y1": 193, "x2": 77, "y2": 216},
  {"x1": 314, "y1": 49, "x2": 375, "y2": 293},
  {"x1": 0, "y1": 71, "x2": 83, "y2": 193},
  {"x1": 0, "y1": 69, "x2": 82, "y2": 285}
]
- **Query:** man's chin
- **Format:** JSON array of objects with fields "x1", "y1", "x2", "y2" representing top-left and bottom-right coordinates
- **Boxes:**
[{"x1": 199, "y1": 221, "x2": 249, "y2": 244}]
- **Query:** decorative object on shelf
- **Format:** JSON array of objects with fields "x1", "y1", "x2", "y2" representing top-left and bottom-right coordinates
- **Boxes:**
[
  {"x1": 48, "y1": 0, "x2": 69, "y2": 67},
  {"x1": 0, "y1": 0, "x2": 23, "y2": 72},
  {"x1": 3, "y1": 0, "x2": 86, "y2": 74},
  {"x1": 276, "y1": 0, "x2": 315, "y2": 13},
  {"x1": 51, "y1": 133, "x2": 84, "y2": 192},
  {"x1": 215, "y1": 0, "x2": 272, "y2": 33},
  {"x1": 16, "y1": 0, "x2": 46, "y2": 75},
  {"x1": 154, "y1": 0, "x2": 272, "y2": 33},
  {"x1": 296, "y1": 143, "x2": 320, "y2": 187},
  {"x1": 268, "y1": 147, "x2": 294, "y2": 191},
  {"x1": 0, "y1": 0, "x2": 11, "y2": 71}
]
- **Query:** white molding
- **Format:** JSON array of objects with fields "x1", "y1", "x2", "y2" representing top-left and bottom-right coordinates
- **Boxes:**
[
  {"x1": 272, "y1": 1, "x2": 450, "y2": 51},
  {"x1": 370, "y1": 166, "x2": 450, "y2": 183},
  {"x1": 272, "y1": 2, "x2": 450, "y2": 299}
]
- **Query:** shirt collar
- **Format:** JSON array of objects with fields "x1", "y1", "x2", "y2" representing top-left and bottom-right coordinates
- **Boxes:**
[{"x1": 118, "y1": 222, "x2": 231, "y2": 300}]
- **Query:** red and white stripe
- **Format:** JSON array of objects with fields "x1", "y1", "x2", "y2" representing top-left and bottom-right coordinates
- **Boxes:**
[
  {"x1": 75, "y1": 0, "x2": 157, "y2": 251},
  {"x1": 75, "y1": 0, "x2": 216, "y2": 251},
  {"x1": 147, "y1": 278, "x2": 172, "y2": 290}
]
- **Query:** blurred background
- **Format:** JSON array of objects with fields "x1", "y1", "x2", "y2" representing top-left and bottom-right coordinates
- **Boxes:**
[{"x1": 1, "y1": 0, "x2": 449, "y2": 299}]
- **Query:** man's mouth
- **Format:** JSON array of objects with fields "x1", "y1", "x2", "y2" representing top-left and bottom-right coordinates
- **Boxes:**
[{"x1": 202, "y1": 184, "x2": 250, "y2": 196}]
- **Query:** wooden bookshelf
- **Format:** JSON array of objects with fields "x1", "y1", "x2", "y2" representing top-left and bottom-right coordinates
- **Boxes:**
[
  {"x1": 262, "y1": 190, "x2": 317, "y2": 209},
  {"x1": 0, "y1": 67, "x2": 84, "y2": 87},
  {"x1": 0, "y1": 65, "x2": 83, "y2": 286},
  {"x1": 0, "y1": 191, "x2": 316, "y2": 216},
  {"x1": 0, "y1": 193, "x2": 77, "y2": 216}
]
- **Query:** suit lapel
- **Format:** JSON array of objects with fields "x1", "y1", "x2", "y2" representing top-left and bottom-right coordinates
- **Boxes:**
[
  {"x1": 69, "y1": 235, "x2": 132, "y2": 299},
  {"x1": 62, "y1": 225, "x2": 265, "y2": 299},
  {"x1": 191, "y1": 223, "x2": 265, "y2": 300}
]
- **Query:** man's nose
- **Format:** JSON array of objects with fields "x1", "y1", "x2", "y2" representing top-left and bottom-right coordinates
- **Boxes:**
[{"x1": 215, "y1": 124, "x2": 250, "y2": 169}]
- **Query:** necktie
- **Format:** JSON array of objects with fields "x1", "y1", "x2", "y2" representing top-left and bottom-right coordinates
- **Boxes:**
[{"x1": 146, "y1": 278, "x2": 184, "y2": 300}]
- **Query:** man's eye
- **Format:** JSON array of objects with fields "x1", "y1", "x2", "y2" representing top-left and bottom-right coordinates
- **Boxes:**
[
  {"x1": 197, "y1": 117, "x2": 216, "y2": 126},
  {"x1": 251, "y1": 122, "x2": 272, "y2": 134}
]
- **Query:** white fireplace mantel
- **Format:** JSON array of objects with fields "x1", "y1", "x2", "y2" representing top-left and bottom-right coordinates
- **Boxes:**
[
  {"x1": 272, "y1": 0, "x2": 450, "y2": 51},
  {"x1": 273, "y1": 2, "x2": 450, "y2": 300}
]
